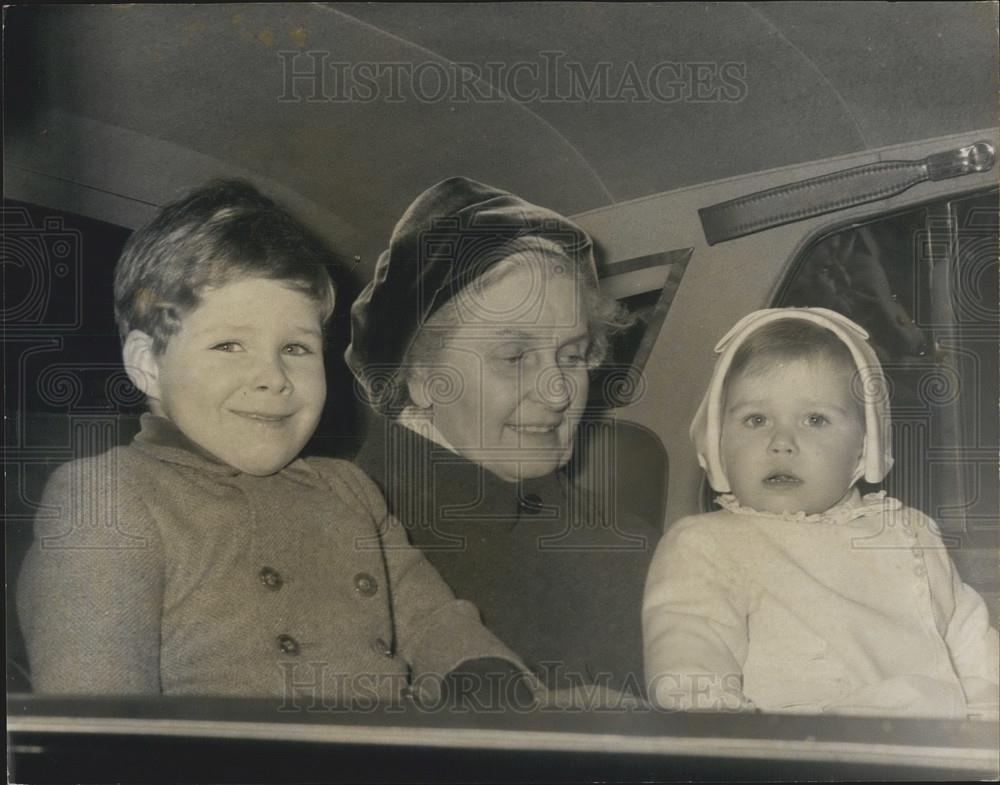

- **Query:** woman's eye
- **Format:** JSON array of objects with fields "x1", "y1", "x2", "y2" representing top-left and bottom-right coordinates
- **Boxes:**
[
  {"x1": 210, "y1": 341, "x2": 244, "y2": 353},
  {"x1": 743, "y1": 414, "x2": 767, "y2": 428},
  {"x1": 806, "y1": 414, "x2": 829, "y2": 427},
  {"x1": 283, "y1": 343, "x2": 314, "y2": 356},
  {"x1": 499, "y1": 354, "x2": 524, "y2": 365},
  {"x1": 560, "y1": 352, "x2": 589, "y2": 366}
]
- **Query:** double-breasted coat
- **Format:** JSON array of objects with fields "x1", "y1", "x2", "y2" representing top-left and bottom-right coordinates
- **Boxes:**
[{"x1": 18, "y1": 414, "x2": 524, "y2": 700}]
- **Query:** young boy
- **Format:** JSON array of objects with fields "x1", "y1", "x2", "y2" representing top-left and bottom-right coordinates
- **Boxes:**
[
  {"x1": 17, "y1": 181, "x2": 533, "y2": 705},
  {"x1": 643, "y1": 308, "x2": 999, "y2": 718}
]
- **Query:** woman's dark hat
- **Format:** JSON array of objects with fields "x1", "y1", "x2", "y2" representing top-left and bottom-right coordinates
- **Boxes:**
[{"x1": 345, "y1": 176, "x2": 597, "y2": 385}]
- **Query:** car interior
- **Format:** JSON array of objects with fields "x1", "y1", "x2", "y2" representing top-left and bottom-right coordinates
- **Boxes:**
[{"x1": 4, "y1": 2, "x2": 999, "y2": 781}]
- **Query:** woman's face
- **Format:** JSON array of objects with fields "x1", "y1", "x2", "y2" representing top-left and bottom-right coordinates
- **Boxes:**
[{"x1": 410, "y1": 256, "x2": 592, "y2": 482}]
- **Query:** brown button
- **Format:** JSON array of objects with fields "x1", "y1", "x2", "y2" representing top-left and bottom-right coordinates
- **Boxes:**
[
  {"x1": 259, "y1": 566, "x2": 283, "y2": 590},
  {"x1": 277, "y1": 634, "x2": 300, "y2": 655},
  {"x1": 354, "y1": 572, "x2": 378, "y2": 597},
  {"x1": 373, "y1": 637, "x2": 393, "y2": 658},
  {"x1": 518, "y1": 494, "x2": 544, "y2": 515}
]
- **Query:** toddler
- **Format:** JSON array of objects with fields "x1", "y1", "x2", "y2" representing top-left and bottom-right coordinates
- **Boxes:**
[
  {"x1": 18, "y1": 181, "x2": 531, "y2": 705},
  {"x1": 643, "y1": 307, "x2": 999, "y2": 718}
]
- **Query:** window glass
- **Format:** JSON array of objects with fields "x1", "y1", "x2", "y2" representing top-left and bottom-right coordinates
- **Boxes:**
[
  {"x1": 775, "y1": 189, "x2": 999, "y2": 618},
  {"x1": 591, "y1": 247, "x2": 691, "y2": 409}
]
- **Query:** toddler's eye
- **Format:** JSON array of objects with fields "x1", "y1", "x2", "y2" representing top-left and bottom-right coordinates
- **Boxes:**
[
  {"x1": 283, "y1": 343, "x2": 314, "y2": 356},
  {"x1": 211, "y1": 341, "x2": 244, "y2": 353},
  {"x1": 743, "y1": 414, "x2": 767, "y2": 428},
  {"x1": 806, "y1": 414, "x2": 829, "y2": 427}
]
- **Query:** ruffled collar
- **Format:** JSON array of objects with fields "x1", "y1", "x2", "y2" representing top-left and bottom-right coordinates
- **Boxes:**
[{"x1": 714, "y1": 488, "x2": 902, "y2": 525}]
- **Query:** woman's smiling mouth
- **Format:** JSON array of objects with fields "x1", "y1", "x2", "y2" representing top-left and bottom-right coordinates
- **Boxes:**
[
  {"x1": 507, "y1": 424, "x2": 560, "y2": 435},
  {"x1": 230, "y1": 410, "x2": 292, "y2": 423}
]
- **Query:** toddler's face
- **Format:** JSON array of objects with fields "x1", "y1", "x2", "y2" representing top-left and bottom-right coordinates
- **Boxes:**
[
  {"x1": 720, "y1": 355, "x2": 864, "y2": 515},
  {"x1": 148, "y1": 277, "x2": 326, "y2": 475}
]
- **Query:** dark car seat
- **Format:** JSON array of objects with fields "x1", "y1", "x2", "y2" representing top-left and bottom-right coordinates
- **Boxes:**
[{"x1": 569, "y1": 416, "x2": 668, "y2": 533}]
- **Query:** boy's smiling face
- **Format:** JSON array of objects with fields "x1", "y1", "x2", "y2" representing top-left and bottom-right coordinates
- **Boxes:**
[
  {"x1": 720, "y1": 355, "x2": 865, "y2": 515},
  {"x1": 145, "y1": 277, "x2": 327, "y2": 475}
]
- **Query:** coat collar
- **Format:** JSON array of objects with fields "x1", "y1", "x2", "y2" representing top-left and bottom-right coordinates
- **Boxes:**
[
  {"x1": 358, "y1": 416, "x2": 568, "y2": 518},
  {"x1": 132, "y1": 413, "x2": 322, "y2": 486}
]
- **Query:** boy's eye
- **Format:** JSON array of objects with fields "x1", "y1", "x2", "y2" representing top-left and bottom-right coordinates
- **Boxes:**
[
  {"x1": 743, "y1": 414, "x2": 767, "y2": 428},
  {"x1": 282, "y1": 343, "x2": 314, "y2": 356},
  {"x1": 806, "y1": 414, "x2": 830, "y2": 427},
  {"x1": 211, "y1": 341, "x2": 244, "y2": 353}
]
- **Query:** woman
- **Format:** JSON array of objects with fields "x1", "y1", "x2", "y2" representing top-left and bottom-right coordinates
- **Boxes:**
[{"x1": 346, "y1": 177, "x2": 659, "y2": 695}]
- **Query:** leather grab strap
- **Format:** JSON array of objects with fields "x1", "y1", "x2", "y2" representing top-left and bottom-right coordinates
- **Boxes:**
[{"x1": 699, "y1": 141, "x2": 996, "y2": 246}]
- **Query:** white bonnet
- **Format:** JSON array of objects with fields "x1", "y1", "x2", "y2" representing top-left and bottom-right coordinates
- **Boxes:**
[{"x1": 690, "y1": 307, "x2": 894, "y2": 492}]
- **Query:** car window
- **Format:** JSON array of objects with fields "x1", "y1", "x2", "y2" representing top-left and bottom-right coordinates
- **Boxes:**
[
  {"x1": 591, "y1": 247, "x2": 692, "y2": 409},
  {"x1": 6, "y1": 196, "x2": 997, "y2": 781},
  {"x1": 775, "y1": 188, "x2": 999, "y2": 620}
]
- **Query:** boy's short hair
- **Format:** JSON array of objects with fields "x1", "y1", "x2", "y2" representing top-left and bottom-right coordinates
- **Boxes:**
[{"x1": 114, "y1": 180, "x2": 337, "y2": 353}]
